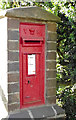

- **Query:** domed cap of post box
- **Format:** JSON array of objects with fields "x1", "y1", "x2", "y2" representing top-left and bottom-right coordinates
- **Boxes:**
[{"x1": 0, "y1": 6, "x2": 61, "y2": 22}]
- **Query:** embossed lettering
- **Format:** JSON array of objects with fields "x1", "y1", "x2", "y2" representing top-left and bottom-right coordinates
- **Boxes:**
[{"x1": 29, "y1": 29, "x2": 35, "y2": 35}]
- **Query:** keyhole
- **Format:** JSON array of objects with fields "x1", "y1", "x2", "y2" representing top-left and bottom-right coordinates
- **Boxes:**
[{"x1": 28, "y1": 80, "x2": 30, "y2": 84}]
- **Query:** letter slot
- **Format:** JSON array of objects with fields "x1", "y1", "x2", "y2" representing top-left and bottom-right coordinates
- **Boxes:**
[{"x1": 22, "y1": 38, "x2": 43, "y2": 47}]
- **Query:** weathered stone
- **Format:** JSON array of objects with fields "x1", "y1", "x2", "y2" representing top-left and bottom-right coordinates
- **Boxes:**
[
  {"x1": 8, "y1": 73, "x2": 19, "y2": 82},
  {"x1": 9, "y1": 110, "x2": 30, "y2": 118},
  {"x1": 47, "y1": 22, "x2": 57, "y2": 32},
  {"x1": 8, "y1": 41, "x2": 19, "y2": 50},
  {"x1": 8, "y1": 83, "x2": 19, "y2": 93},
  {"x1": 8, "y1": 93, "x2": 19, "y2": 104},
  {"x1": 8, "y1": 105, "x2": 65, "y2": 119},
  {"x1": 8, "y1": 103, "x2": 20, "y2": 112},
  {"x1": 47, "y1": 42, "x2": 57, "y2": 50},
  {"x1": 47, "y1": 32, "x2": 57, "y2": 41},
  {"x1": 46, "y1": 96, "x2": 56, "y2": 104},
  {"x1": 0, "y1": 7, "x2": 61, "y2": 22},
  {"x1": 8, "y1": 30, "x2": 19, "y2": 40},
  {"x1": 46, "y1": 79, "x2": 56, "y2": 88},
  {"x1": 46, "y1": 61, "x2": 56, "y2": 70},
  {"x1": 46, "y1": 52, "x2": 56, "y2": 60},
  {"x1": 8, "y1": 18, "x2": 19, "y2": 29},
  {"x1": 8, "y1": 51, "x2": 19, "y2": 61},
  {"x1": 47, "y1": 88, "x2": 56, "y2": 96},
  {"x1": 56, "y1": 118, "x2": 65, "y2": 120},
  {"x1": 48, "y1": 118, "x2": 65, "y2": 120},
  {"x1": 46, "y1": 70, "x2": 56, "y2": 78},
  {"x1": 30, "y1": 106, "x2": 55, "y2": 118},
  {"x1": 8, "y1": 62, "x2": 19, "y2": 72},
  {"x1": 53, "y1": 104, "x2": 65, "y2": 115}
]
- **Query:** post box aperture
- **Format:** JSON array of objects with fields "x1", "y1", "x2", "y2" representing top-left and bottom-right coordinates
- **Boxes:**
[{"x1": 19, "y1": 23, "x2": 45, "y2": 108}]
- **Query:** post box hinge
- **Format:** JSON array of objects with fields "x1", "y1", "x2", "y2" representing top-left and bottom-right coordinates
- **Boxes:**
[{"x1": 20, "y1": 37, "x2": 23, "y2": 44}]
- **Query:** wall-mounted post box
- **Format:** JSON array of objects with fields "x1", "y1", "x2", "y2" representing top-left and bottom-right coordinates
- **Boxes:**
[
  {"x1": 19, "y1": 23, "x2": 45, "y2": 108},
  {"x1": 0, "y1": 7, "x2": 65, "y2": 119}
]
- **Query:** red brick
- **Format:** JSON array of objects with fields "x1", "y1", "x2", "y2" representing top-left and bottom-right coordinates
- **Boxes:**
[
  {"x1": 47, "y1": 88, "x2": 56, "y2": 96},
  {"x1": 46, "y1": 61, "x2": 56, "y2": 70},
  {"x1": 8, "y1": 41, "x2": 19, "y2": 50},
  {"x1": 46, "y1": 79, "x2": 56, "y2": 88},
  {"x1": 8, "y1": 51, "x2": 19, "y2": 61},
  {"x1": 8, "y1": 62, "x2": 19, "y2": 72},
  {"x1": 47, "y1": 22, "x2": 57, "y2": 32},
  {"x1": 8, "y1": 18, "x2": 19, "y2": 29},
  {"x1": 47, "y1": 32, "x2": 57, "y2": 41},
  {"x1": 8, "y1": 30, "x2": 19, "y2": 40},
  {"x1": 46, "y1": 52, "x2": 56, "y2": 60},
  {"x1": 46, "y1": 70, "x2": 56, "y2": 79},
  {"x1": 47, "y1": 42, "x2": 57, "y2": 50},
  {"x1": 46, "y1": 96, "x2": 56, "y2": 104},
  {"x1": 8, "y1": 73, "x2": 19, "y2": 82},
  {"x1": 8, "y1": 83, "x2": 19, "y2": 93},
  {"x1": 8, "y1": 93, "x2": 19, "y2": 104},
  {"x1": 8, "y1": 103, "x2": 20, "y2": 112}
]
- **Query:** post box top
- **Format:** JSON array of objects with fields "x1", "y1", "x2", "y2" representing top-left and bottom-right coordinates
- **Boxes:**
[{"x1": 0, "y1": 6, "x2": 61, "y2": 22}]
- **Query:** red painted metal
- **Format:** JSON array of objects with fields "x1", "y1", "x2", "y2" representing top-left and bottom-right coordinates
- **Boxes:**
[{"x1": 19, "y1": 22, "x2": 45, "y2": 108}]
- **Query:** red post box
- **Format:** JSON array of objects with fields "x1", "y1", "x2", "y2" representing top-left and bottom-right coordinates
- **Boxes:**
[{"x1": 19, "y1": 23, "x2": 45, "y2": 108}]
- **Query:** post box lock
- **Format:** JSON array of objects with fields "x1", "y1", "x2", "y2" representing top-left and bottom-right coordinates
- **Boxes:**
[
  {"x1": 28, "y1": 80, "x2": 30, "y2": 84},
  {"x1": 25, "y1": 80, "x2": 30, "y2": 85}
]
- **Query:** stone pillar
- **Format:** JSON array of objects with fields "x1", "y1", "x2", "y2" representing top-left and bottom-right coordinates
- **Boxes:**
[
  {"x1": 0, "y1": 7, "x2": 65, "y2": 119},
  {"x1": 7, "y1": 18, "x2": 20, "y2": 112},
  {"x1": 46, "y1": 22, "x2": 57, "y2": 104}
]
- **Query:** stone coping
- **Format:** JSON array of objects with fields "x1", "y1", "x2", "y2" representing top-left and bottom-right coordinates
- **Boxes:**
[
  {"x1": 0, "y1": 7, "x2": 61, "y2": 22},
  {"x1": 7, "y1": 104, "x2": 65, "y2": 119}
]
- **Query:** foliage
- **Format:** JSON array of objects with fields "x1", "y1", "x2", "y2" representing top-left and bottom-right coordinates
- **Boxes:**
[
  {"x1": 57, "y1": 14, "x2": 76, "y2": 84},
  {"x1": 38, "y1": 1, "x2": 76, "y2": 85},
  {"x1": 0, "y1": 1, "x2": 76, "y2": 119},
  {"x1": 57, "y1": 86, "x2": 76, "y2": 120}
]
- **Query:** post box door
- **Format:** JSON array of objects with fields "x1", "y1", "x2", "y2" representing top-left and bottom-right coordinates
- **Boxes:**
[
  {"x1": 19, "y1": 23, "x2": 45, "y2": 108},
  {"x1": 23, "y1": 53, "x2": 41, "y2": 104}
]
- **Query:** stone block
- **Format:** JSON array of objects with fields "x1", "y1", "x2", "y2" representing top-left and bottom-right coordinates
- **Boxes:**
[
  {"x1": 56, "y1": 118, "x2": 65, "y2": 120},
  {"x1": 48, "y1": 118, "x2": 65, "y2": 120},
  {"x1": 8, "y1": 93, "x2": 19, "y2": 104},
  {"x1": 46, "y1": 70, "x2": 56, "y2": 79},
  {"x1": 8, "y1": 30, "x2": 19, "y2": 40},
  {"x1": 46, "y1": 61, "x2": 56, "y2": 70},
  {"x1": 3, "y1": 7, "x2": 61, "y2": 22},
  {"x1": 9, "y1": 110, "x2": 30, "y2": 118},
  {"x1": 30, "y1": 106, "x2": 55, "y2": 118},
  {"x1": 8, "y1": 18, "x2": 19, "y2": 29},
  {"x1": 8, "y1": 83, "x2": 19, "y2": 93},
  {"x1": 47, "y1": 22, "x2": 57, "y2": 32},
  {"x1": 8, "y1": 51, "x2": 19, "y2": 61},
  {"x1": 53, "y1": 104, "x2": 65, "y2": 115},
  {"x1": 8, "y1": 73, "x2": 19, "y2": 82},
  {"x1": 46, "y1": 96, "x2": 56, "y2": 104},
  {"x1": 8, "y1": 41, "x2": 19, "y2": 50},
  {"x1": 46, "y1": 52, "x2": 56, "y2": 60},
  {"x1": 47, "y1": 88, "x2": 56, "y2": 96},
  {"x1": 8, "y1": 62, "x2": 19, "y2": 72},
  {"x1": 8, "y1": 103, "x2": 20, "y2": 112},
  {"x1": 47, "y1": 42, "x2": 57, "y2": 50},
  {"x1": 47, "y1": 32, "x2": 57, "y2": 41},
  {"x1": 46, "y1": 79, "x2": 56, "y2": 88}
]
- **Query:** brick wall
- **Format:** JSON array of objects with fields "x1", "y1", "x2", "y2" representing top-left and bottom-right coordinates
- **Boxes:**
[
  {"x1": 46, "y1": 22, "x2": 57, "y2": 104},
  {"x1": 7, "y1": 18, "x2": 20, "y2": 112},
  {"x1": 7, "y1": 18, "x2": 57, "y2": 112}
]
